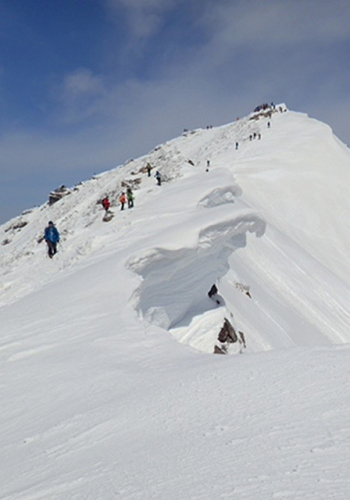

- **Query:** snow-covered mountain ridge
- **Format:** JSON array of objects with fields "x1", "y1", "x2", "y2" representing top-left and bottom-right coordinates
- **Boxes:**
[
  {"x1": 1, "y1": 105, "x2": 350, "y2": 499},
  {"x1": 1, "y1": 104, "x2": 350, "y2": 354}
]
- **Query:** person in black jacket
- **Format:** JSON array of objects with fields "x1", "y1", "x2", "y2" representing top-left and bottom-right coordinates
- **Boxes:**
[{"x1": 155, "y1": 171, "x2": 161, "y2": 186}]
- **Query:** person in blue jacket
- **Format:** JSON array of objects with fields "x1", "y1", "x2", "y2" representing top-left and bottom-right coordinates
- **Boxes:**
[{"x1": 44, "y1": 221, "x2": 60, "y2": 258}]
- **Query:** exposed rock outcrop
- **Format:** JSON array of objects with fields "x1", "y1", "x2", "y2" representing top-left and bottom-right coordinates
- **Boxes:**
[
  {"x1": 49, "y1": 185, "x2": 71, "y2": 205},
  {"x1": 214, "y1": 345, "x2": 226, "y2": 354},
  {"x1": 208, "y1": 284, "x2": 218, "y2": 298},
  {"x1": 102, "y1": 212, "x2": 114, "y2": 222},
  {"x1": 121, "y1": 178, "x2": 142, "y2": 189},
  {"x1": 218, "y1": 317, "x2": 238, "y2": 343},
  {"x1": 235, "y1": 282, "x2": 252, "y2": 298},
  {"x1": 238, "y1": 331, "x2": 246, "y2": 348},
  {"x1": 214, "y1": 318, "x2": 247, "y2": 354},
  {"x1": 4, "y1": 219, "x2": 28, "y2": 233}
]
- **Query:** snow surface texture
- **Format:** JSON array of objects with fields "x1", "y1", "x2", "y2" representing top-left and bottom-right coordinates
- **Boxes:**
[{"x1": 1, "y1": 105, "x2": 350, "y2": 498}]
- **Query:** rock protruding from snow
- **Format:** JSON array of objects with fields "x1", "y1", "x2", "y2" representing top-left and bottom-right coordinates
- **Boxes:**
[
  {"x1": 49, "y1": 185, "x2": 71, "y2": 205},
  {"x1": 218, "y1": 317, "x2": 238, "y2": 343},
  {"x1": 208, "y1": 284, "x2": 218, "y2": 298},
  {"x1": 215, "y1": 318, "x2": 247, "y2": 354}
]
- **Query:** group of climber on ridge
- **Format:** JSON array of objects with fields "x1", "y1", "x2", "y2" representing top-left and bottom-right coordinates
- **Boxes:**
[
  {"x1": 102, "y1": 186, "x2": 134, "y2": 213},
  {"x1": 232, "y1": 105, "x2": 280, "y2": 153},
  {"x1": 44, "y1": 163, "x2": 162, "y2": 259},
  {"x1": 101, "y1": 164, "x2": 161, "y2": 214},
  {"x1": 102, "y1": 187, "x2": 133, "y2": 213},
  {"x1": 44, "y1": 102, "x2": 282, "y2": 259}
]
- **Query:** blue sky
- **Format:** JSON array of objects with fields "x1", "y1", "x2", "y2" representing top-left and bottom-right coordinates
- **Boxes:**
[{"x1": 1, "y1": 0, "x2": 350, "y2": 223}]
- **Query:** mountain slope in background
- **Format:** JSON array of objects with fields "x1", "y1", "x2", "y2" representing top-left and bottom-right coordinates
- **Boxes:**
[{"x1": 1, "y1": 106, "x2": 350, "y2": 499}]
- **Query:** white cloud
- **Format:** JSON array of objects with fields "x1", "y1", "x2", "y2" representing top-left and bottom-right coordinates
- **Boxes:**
[
  {"x1": 52, "y1": 68, "x2": 108, "y2": 124},
  {"x1": 199, "y1": 0, "x2": 350, "y2": 50},
  {"x1": 62, "y1": 68, "x2": 106, "y2": 97},
  {"x1": 105, "y1": 0, "x2": 182, "y2": 39}
]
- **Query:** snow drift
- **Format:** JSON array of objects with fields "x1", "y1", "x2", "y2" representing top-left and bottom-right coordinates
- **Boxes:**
[{"x1": 127, "y1": 209, "x2": 264, "y2": 330}]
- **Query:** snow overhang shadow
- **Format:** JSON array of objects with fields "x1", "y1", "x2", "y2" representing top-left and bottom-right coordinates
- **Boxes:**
[{"x1": 127, "y1": 213, "x2": 265, "y2": 331}]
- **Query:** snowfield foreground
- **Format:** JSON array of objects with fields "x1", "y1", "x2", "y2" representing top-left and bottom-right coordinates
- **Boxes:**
[{"x1": 1, "y1": 106, "x2": 350, "y2": 499}]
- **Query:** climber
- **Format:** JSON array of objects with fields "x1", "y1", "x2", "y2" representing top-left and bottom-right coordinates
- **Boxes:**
[
  {"x1": 119, "y1": 192, "x2": 126, "y2": 210},
  {"x1": 101, "y1": 196, "x2": 110, "y2": 212},
  {"x1": 44, "y1": 221, "x2": 60, "y2": 258},
  {"x1": 155, "y1": 171, "x2": 162, "y2": 186},
  {"x1": 126, "y1": 187, "x2": 134, "y2": 208}
]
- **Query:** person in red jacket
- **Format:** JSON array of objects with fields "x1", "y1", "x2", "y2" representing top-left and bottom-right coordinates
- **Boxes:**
[{"x1": 102, "y1": 196, "x2": 110, "y2": 211}]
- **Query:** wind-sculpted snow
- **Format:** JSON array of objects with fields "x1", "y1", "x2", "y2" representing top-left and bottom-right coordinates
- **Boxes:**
[
  {"x1": 197, "y1": 184, "x2": 242, "y2": 208},
  {"x1": 127, "y1": 211, "x2": 265, "y2": 333}
]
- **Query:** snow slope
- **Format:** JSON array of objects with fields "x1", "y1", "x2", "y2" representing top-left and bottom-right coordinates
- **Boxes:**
[{"x1": 1, "y1": 106, "x2": 350, "y2": 499}]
